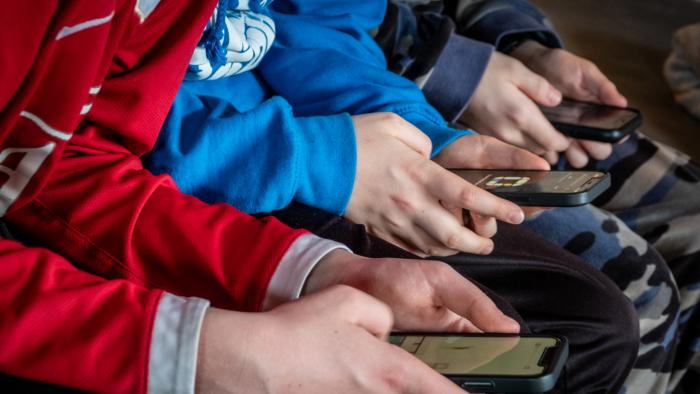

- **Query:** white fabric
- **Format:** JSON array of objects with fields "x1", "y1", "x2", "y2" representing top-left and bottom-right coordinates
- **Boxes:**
[
  {"x1": 187, "y1": 1, "x2": 276, "y2": 80},
  {"x1": 148, "y1": 293, "x2": 210, "y2": 394},
  {"x1": 262, "y1": 234, "x2": 352, "y2": 310}
]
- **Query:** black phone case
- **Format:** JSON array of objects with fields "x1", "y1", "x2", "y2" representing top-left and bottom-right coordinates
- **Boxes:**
[
  {"x1": 390, "y1": 333, "x2": 569, "y2": 393},
  {"x1": 492, "y1": 173, "x2": 610, "y2": 207},
  {"x1": 451, "y1": 339, "x2": 569, "y2": 393},
  {"x1": 550, "y1": 107, "x2": 642, "y2": 143}
]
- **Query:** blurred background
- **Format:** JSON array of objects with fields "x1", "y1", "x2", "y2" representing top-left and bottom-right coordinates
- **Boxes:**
[{"x1": 532, "y1": 0, "x2": 700, "y2": 158}]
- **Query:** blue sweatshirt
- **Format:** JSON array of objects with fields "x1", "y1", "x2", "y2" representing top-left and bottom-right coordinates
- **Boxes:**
[{"x1": 146, "y1": 0, "x2": 556, "y2": 215}]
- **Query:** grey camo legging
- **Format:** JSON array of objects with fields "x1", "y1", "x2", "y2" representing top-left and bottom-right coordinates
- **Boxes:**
[{"x1": 525, "y1": 130, "x2": 700, "y2": 394}]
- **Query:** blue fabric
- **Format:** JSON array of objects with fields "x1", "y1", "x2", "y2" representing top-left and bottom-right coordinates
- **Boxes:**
[
  {"x1": 147, "y1": 74, "x2": 356, "y2": 215},
  {"x1": 422, "y1": 33, "x2": 493, "y2": 122},
  {"x1": 259, "y1": 0, "x2": 472, "y2": 155},
  {"x1": 458, "y1": 0, "x2": 562, "y2": 49},
  {"x1": 386, "y1": 0, "x2": 561, "y2": 123},
  {"x1": 149, "y1": 0, "x2": 471, "y2": 215}
]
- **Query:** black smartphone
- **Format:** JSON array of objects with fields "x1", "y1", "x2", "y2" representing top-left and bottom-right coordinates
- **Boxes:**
[
  {"x1": 389, "y1": 333, "x2": 568, "y2": 393},
  {"x1": 540, "y1": 98, "x2": 642, "y2": 143},
  {"x1": 450, "y1": 169, "x2": 610, "y2": 206}
]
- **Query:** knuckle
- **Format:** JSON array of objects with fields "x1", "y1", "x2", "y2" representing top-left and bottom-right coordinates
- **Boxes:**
[
  {"x1": 458, "y1": 186, "x2": 476, "y2": 207},
  {"x1": 542, "y1": 136, "x2": 563, "y2": 152},
  {"x1": 507, "y1": 106, "x2": 528, "y2": 126},
  {"x1": 335, "y1": 284, "x2": 362, "y2": 303},
  {"x1": 422, "y1": 246, "x2": 438, "y2": 257},
  {"x1": 480, "y1": 239, "x2": 495, "y2": 254},
  {"x1": 432, "y1": 261, "x2": 453, "y2": 278},
  {"x1": 423, "y1": 260, "x2": 451, "y2": 280},
  {"x1": 379, "y1": 365, "x2": 406, "y2": 392},
  {"x1": 583, "y1": 60, "x2": 598, "y2": 72},
  {"x1": 404, "y1": 160, "x2": 430, "y2": 184},
  {"x1": 535, "y1": 77, "x2": 550, "y2": 96},
  {"x1": 477, "y1": 134, "x2": 497, "y2": 146},
  {"x1": 444, "y1": 232, "x2": 463, "y2": 250},
  {"x1": 377, "y1": 303, "x2": 394, "y2": 329},
  {"x1": 419, "y1": 134, "x2": 433, "y2": 154},
  {"x1": 382, "y1": 112, "x2": 404, "y2": 126},
  {"x1": 492, "y1": 129, "x2": 508, "y2": 141},
  {"x1": 389, "y1": 195, "x2": 419, "y2": 216},
  {"x1": 381, "y1": 213, "x2": 405, "y2": 231}
]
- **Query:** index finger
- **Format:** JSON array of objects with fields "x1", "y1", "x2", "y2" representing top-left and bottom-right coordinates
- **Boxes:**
[
  {"x1": 581, "y1": 64, "x2": 628, "y2": 107},
  {"x1": 516, "y1": 97, "x2": 570, "y2": 153},
  {"x1": 431, "y1": 266, "x2": 520, "y2": 333},
  {"x1": 425, "y1": 166, "x2": 524, "y2": 225},
  {"x1": 314, "y1": 285, "x2": 394, "y2": 339},
  {"x1": 386, "y1": 343, "x2": 467, "y2": 394}
]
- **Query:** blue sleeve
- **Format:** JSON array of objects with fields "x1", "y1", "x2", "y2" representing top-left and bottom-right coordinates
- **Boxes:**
[
  {"x1": 421, "y1": 33, "x2": 494, "y2": 122},
  {"x1": 146, "y1": 78, "x2": 357, "y2": 215},
  {"x1": 260, "y1": 0, "x2": 472, "y2": 157},
  {"x1": 455, "y1": 0, "x2": 563, "y2": 49}
]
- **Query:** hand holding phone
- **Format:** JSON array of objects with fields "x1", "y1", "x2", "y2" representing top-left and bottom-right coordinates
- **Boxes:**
[
  {"x1": 389, "y1": 333, "x2": 569, "y2": 393},
  {"x1": 540, "y1": 99, "x2": 642, "y2": 143}
]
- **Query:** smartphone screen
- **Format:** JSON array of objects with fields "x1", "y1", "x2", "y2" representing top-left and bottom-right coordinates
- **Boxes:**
[
  {"x1": 389, "y1": 335, "x2": 558, "y2": 376},
  {"x1": 540, "y1": 99, "x2": 638, "y2": 130},
  {"x1": 451, "y1": 169, "x2": 606, "y2": 194}
]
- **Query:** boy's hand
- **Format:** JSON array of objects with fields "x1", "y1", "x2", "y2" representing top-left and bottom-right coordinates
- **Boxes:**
[
  {"x1": 511, "y1": 40, "x2": 629, "y2": 167},
  {"x1": 305, "y1": 250, "x2": 520, "y2": 333},
  {"x1": 434, "y1": 135, "x2": 551, "y2": 222},
  {"x1": 346, "y1": 113, "x2": 525, "y2": 257},
  {"x1": 459, "y1": 51, "x2": 569, "y2": 154},
  {"x1": 197, "y1": 286, "x2": 466, "y2": 394}
]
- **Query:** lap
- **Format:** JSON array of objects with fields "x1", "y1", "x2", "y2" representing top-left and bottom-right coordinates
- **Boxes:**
[{"x1": 270, "y1": 203, "x2": 638, "y2": 394}]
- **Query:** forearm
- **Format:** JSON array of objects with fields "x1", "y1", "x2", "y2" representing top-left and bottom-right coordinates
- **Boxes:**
[
  {"x1": 7, "y1": 131, "x2": 308, "y2": 311},
  {"x1": 0, "y1": 239, "x2": 161, "y2": 393},
  {"x1": 149, "y1": 91, "x2": 357, "y2": 215}
]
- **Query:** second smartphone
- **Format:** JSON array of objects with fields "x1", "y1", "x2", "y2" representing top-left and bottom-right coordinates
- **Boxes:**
[{"x1": 451, "y1": 169, "x2": 610, "y2": 206}]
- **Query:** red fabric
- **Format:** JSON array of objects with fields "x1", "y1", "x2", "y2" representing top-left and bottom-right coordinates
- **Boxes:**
[
  {"x1": 0, "y1": 0, "x2": 307, "y2": 391},
  {"x1": 0, "y1": 239, "x2": 162, "y2": 393}
]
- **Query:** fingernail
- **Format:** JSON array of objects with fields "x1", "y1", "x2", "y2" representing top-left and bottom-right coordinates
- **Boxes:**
[
  {"x1": 507, "y1": 317, "x2": 521, "y2": 332},
  {"x1": 549, "y1": 88, "x2": 562, "y2": 104},
  {"x1": 569, "y1": 148, "x2": 588, "y2": 168},
  {"x1": 481, "y1": 240, "x2": 494, "y2": 255},
  {"x1": 508, "y1": 210, "x2": 524, "y2": 224}
]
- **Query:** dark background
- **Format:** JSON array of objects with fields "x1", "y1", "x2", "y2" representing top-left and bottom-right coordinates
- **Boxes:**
[{"x1": 532, "y1": 0, "x2": 700, "y2": 158}]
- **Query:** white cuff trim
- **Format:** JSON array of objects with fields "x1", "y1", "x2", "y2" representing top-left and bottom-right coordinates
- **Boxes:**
[
  {"x1": 262, "y1": 234, "x2": 351, "y2": 311},
  {"x1": 148, "y1": 293, "x2": 210, "y2": 394}
]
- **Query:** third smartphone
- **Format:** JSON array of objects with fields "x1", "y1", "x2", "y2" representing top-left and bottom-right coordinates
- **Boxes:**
[
  {"x1": 540, "y1": 98, "x2": 642, "y2": 143},
  {"x1": 451, "y1": 169, "x2": 610, "y2": 206},
  {"x1": 389, "y1": 333, "x2": 568, "y2": 393}
]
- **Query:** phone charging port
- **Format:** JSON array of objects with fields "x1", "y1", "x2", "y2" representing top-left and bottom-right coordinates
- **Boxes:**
[{"x1": 461, "y1": 380, "x2": 495, "y2": 390}]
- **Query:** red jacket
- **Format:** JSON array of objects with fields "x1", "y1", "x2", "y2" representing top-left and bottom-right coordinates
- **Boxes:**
[{"x1": 0, "y1": 1, "x2": 307, "y2": 392}]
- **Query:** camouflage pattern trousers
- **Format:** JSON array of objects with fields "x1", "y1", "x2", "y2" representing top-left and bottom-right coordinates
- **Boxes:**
[{"x1": 525, "y1": 131, "x2": 700, "y2": 394}]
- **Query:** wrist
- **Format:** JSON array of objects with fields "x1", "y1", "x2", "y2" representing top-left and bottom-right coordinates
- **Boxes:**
[
  {"x1": 303, "y1": 249, "x2": 355, "y2": 296},
  {"x1": 196, "y1": 308, "x2": 270, "y2": 393},
  {"x1": 509, "y1": 39, "x2": 549, "y2": 66}
]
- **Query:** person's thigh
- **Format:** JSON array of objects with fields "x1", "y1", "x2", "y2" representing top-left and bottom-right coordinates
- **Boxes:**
[
  {"x1": 558, "y1": 131, "x2": 700, "y2": 391},
  {"x1": 570, "y1": 131, "x2": 700, "y2": 265},
  {"x1": 271, "y1": 203, "x2": 638, "y2": 394},
  {"x1": 525, "y1": 204, "x2": 681, "y2": 393}
]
